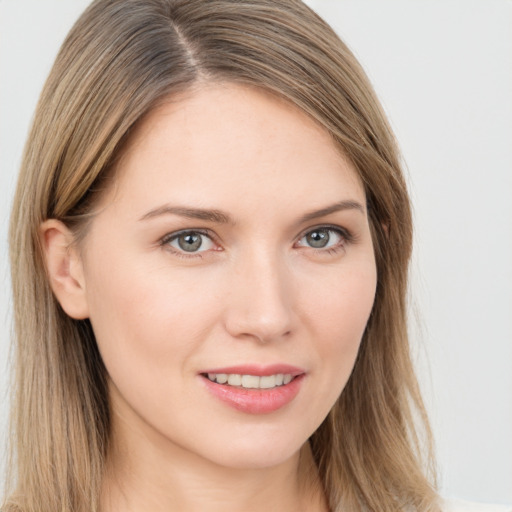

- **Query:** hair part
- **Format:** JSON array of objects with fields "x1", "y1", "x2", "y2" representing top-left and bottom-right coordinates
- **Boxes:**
[{"x1": 5, "y1": 1, "x2": 439, "y2": 511}]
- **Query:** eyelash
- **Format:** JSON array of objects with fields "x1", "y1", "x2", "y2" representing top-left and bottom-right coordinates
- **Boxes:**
[
  {"x1": 295, "y1": 224, "x2": 354, "y2": 256},
  {"x1": 160, "y1": 229, "x2": 218, "y2": 259},
  {"x1": 159, "y1": 225, "x2": 354, "y2": 259}
]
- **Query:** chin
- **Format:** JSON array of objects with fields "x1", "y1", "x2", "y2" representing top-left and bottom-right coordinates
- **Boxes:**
[
  {"x1": 211, "y1": 446, "x2": 302, "y2": 471},
  {"x1": 190, "y1": 429, "x2": 309, "y2": 471}
]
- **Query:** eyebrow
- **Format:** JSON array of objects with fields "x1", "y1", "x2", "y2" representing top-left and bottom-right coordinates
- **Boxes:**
[
  {"x1": 139, "y1": 199, "x2": 365, "y2": 224},
  {"x1": 139, "y1": 205, "x2": 233, "y2": 224},
  {"x1": 298, "y1": 200, "x2": 366, "y2": 223}
]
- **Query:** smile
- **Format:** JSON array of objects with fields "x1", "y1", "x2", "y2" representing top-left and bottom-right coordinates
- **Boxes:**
[
  {"x1": 206, "y1": 373, "x2": 294, "y2": 389},
  {"x1": 200, "y1": 365, "x2": 305, "y2": 414}
]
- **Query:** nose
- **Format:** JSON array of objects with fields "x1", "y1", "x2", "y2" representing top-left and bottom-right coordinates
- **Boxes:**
[{"x1": 223, "y1": 250, "x2": 295, "y2": 343}]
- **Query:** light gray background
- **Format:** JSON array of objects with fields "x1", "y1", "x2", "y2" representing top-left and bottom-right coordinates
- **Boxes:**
[{"x1": 1, "y1": 0, "x2": 511, "y2": 505}]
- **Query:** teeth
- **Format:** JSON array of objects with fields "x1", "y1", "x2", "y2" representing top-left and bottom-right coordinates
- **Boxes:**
[
  {"x1": 241, "y1": 375, "x2": 260, "y2": 388},
  {"x1": 216, "y1": 373, "x2": 228, "y2": 384},
  {"x1": 227, "y1": 374, "x2": 242, "y2": 386},
  {"x1": 259, "y1": 375, "x2": 276, "y2": 389},
  {"x1": 206, "y1": 373, "x2": 295, "y2": 389}
]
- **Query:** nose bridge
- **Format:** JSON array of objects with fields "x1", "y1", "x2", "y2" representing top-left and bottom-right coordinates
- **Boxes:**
[{"x1": 224, "y1": 246, "x2": 294, "y2": 342}]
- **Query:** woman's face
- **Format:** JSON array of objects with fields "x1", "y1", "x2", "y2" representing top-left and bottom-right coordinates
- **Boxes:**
[{"x1": 78, "y1": 83, "x2": 377, "y2": 469}]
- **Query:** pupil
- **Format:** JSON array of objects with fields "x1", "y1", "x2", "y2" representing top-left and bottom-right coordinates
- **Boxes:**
[
  {"x1": 307, "y1": 230, "x2": 329, "y2": 248},
  {"x1": 178, "y1": 233, "x2": 202, "y2": 252}
]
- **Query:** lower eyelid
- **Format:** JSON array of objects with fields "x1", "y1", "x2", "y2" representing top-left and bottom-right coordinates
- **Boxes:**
[
  {"x1": 160, "y1": 230, "x2": 217, "y2": 253},
  {"x1": 296, "y1": 227, "x2": 351, "y2": 248}
]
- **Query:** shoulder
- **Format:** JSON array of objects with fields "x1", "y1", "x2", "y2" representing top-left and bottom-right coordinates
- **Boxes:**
[{"x1": 443, "y1": 498, "x2": 512, "y2": 512}]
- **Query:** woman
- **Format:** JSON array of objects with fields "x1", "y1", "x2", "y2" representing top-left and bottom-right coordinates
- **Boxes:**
[{"x1": 3, "y1": 0, "x2": 441, "y2": 510}]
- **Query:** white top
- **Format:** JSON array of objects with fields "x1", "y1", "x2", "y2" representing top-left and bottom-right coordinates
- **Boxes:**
[{"x1": 444, "y1": 499, "x2": 512, "y2": 512}]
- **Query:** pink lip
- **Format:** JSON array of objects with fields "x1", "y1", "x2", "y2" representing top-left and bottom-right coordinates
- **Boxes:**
[
  {"x1": 199, "y1": 364, "x2": 305, "y2": 414},
  {"x1": 202, "y1": 364, "x2": 304, "y2": 377}
]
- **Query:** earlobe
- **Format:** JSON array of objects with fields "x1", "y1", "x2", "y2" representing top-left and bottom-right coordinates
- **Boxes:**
[{"x1": 40, "y1": 219, "x2": 90, "y2": 320}]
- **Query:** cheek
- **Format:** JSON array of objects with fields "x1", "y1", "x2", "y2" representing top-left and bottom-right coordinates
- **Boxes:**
[
  {"x1": 306, "y1": 263, "x2": 376, "y2": 387},
  {"x1": 83, "y1": 256, "x2": 220, "y2": 383},
  {"x1": 83, "y1": 260, "x2": 227, "y2": 440}
]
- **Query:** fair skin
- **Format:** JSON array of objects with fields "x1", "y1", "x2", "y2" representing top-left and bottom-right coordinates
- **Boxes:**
[{"x1": 42, "y1": 83, "x2": 377, "y2": 512}]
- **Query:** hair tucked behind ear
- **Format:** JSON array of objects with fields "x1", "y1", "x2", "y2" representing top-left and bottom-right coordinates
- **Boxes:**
[{"x1": 4, "y1": 1, "x2": 439, "y2": 511}]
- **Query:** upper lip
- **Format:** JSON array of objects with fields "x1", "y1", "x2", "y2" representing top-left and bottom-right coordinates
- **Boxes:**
[{"x1": 200, "y1": 364, "x2": 305, "y2": 377}]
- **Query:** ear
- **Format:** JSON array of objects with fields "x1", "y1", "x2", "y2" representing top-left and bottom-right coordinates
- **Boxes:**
[{"x1": 40, "y1": 219, "x2": 90, "y2": 320}]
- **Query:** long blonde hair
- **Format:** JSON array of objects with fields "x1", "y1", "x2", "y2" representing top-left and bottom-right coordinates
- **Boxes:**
[{"x1": 4, "y1": 1, "x2": 439, "y2": 511}]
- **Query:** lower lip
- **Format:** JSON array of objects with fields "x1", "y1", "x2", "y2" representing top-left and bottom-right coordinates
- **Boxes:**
[{"x1": 201, "y1": 375, "x2": 304, "y2": 414}]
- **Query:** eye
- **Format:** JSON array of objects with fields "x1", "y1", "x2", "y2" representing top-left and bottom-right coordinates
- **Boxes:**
[
  {"x1": 163, "y1": 230, "x2": 216, "y2": 254},
  {"x1": 296, "y1": 227, "x2": 348, "y2": 250}
]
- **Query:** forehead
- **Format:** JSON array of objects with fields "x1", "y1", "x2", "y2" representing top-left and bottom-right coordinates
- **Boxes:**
[{"x1": 106, "y1": 82, "x2": 365, "y2": 218}]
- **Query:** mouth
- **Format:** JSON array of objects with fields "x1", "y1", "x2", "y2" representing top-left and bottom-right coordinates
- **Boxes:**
[
  {"x1": 199, "y1": 365, "x2": 305, "y2": 414},
  {"x1": 203, "y1": 372, "x2": 294, "y2": 389}
]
